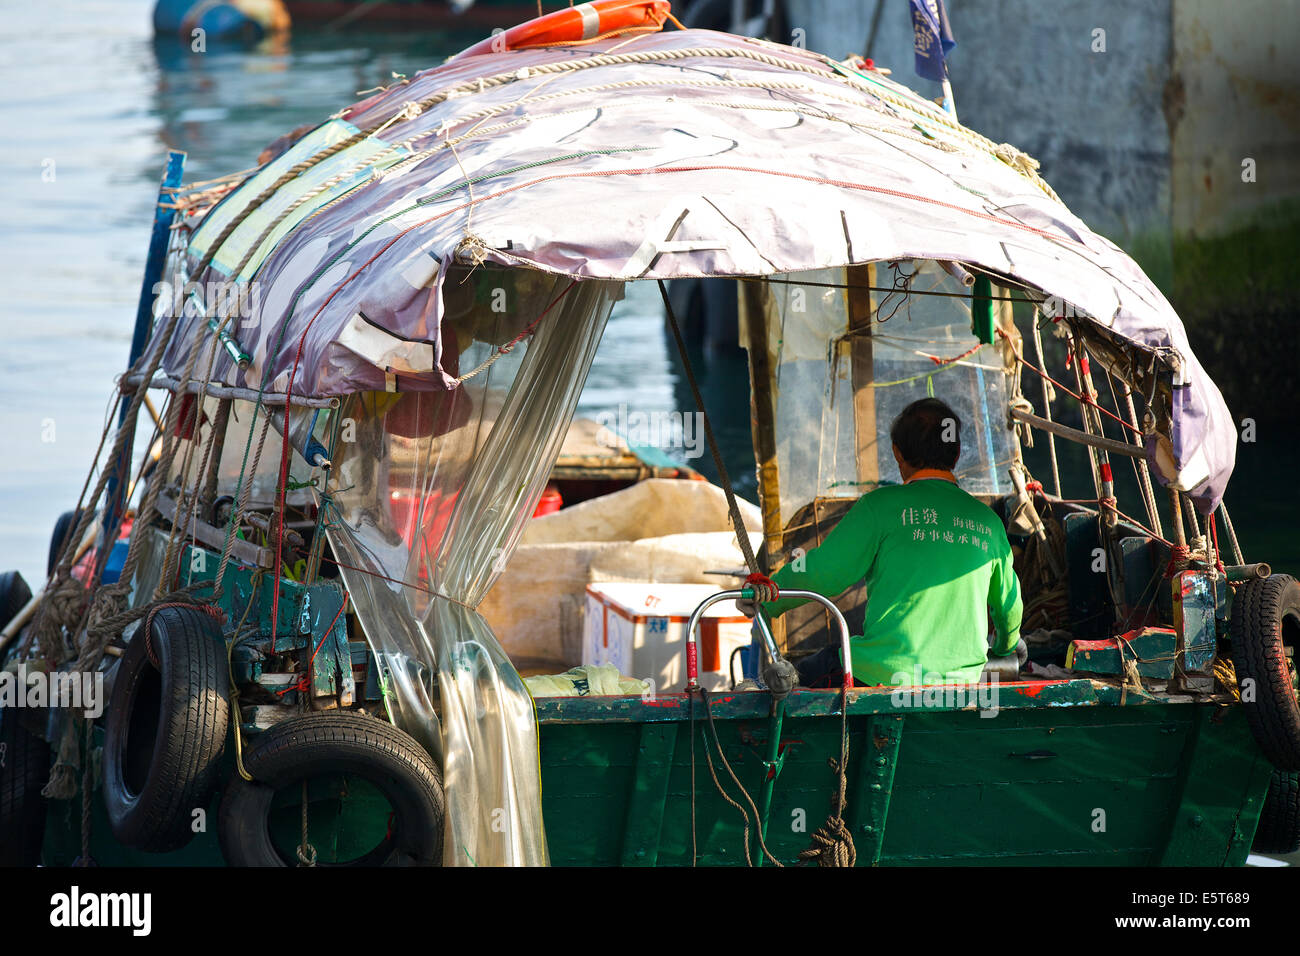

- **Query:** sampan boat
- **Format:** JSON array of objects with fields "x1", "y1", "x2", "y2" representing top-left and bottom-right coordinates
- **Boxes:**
[{"x1": 2, "y1": 2, "x2": 1294, "y2": 868}]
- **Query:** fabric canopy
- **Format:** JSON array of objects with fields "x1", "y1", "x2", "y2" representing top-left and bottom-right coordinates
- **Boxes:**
[{"x1": 158, "y1": 27, "x2": 1235, "y2": 509}]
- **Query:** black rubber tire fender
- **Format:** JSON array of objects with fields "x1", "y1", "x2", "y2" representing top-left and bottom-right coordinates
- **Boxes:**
[
  {"x1": 1230, "y1": 574, "x2": 1300, "y2": 770},
  {"x1": 218, "y1": 712, "x2": 445, "y2": 867},
  {"x1": 0, "y1": 707, "x2": 50, "y2": 866},
  {"x1": 0, "y1": 570, "x2": 32, "y2": 633},
  {"x1": 1252, "y1": 769, "x2": 1300, "y2": 855},
  {"x1": 47, "y1": 509, "x2": 83, "y2": 578},
  {"x1": 102, "y1": 605, "x2": 230, "y2": 852}
]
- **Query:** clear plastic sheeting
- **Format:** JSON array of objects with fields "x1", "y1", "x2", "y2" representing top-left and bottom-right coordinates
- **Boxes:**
[
  {"x1": 866, "y1": 263, "x2": 1019, "y2": 494},
  {"x1": 321, "y1": 270, "x2": 621, "y2": 866},
  {"x1": 761, "y1": 264, "x2": 1019, "y2": 529},
  {"x1": 423, "y1": 603, "x2": 547, "y2": 866},
  {"x1": 479, "y1": 479, "x2": 764, "y2": 667},
  {"x1": 167, "y1": 396, "x2": 318, "y2": 511},
  {"x1": 762, "y1": 267, "x2": 856, "y2": 528}
]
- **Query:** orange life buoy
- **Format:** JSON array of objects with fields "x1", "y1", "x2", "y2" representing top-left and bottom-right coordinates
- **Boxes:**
[{"x1": 455, "y1": 0, "x2": 673, "y2": 58}]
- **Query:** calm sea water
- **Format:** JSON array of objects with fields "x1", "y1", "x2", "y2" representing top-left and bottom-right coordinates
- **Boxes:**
[{"x1": 0, "y1": 1, "x2": 1293, "y2": 589}]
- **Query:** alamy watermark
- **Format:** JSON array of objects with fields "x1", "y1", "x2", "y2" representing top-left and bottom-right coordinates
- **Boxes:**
[
  {"x1": 152, "y1": 274, "x2": 262, "y2": 325},
  {"x1": 0, "y1": 663, "x2": 104, "y2": 719},
  {"x1": 594, "y1": 404, "x2": 705, "y2": 460},
  {"x1": 889, "y1": 666, "x2": 1001, "y2": 717},
  {"x1": 49, "y1": 886, "x2": 151, "y2": 936}
]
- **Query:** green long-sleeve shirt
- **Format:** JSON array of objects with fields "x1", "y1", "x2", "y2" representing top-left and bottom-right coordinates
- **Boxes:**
[{"x1": 764, "y1": 476, "x2": 1022, "y2": 686}]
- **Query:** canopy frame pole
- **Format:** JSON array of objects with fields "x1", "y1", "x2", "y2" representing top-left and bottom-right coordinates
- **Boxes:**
[
  {"x1": 1169, "y1": 488, "x2": 1187, "y2": 553},
  {"x1": 1102, "y1": 367, "x2": 1162, "y2": 540},
  {"x1": 1069, "y1": 328, "x2": 1129, "y2": 617},
  {"x1": 1219, "y1": 502, "x2": 1246, "y2": 566},
  {"x1": 1007, "y1": 407, "x2": 1144, "y2": 459},
  {"x1": 1029, "y1": 316, "x2": 1062, "y2": 497},
  {"x1": 1068, "y1": 333, "x2": 1103, "y2": 496},
  {"x1": 1182, "y1": 495, "x2": 1205, "y2": 551},
  {"x1": 98, "y1": 148, "x2": 187, "y2": 572}
]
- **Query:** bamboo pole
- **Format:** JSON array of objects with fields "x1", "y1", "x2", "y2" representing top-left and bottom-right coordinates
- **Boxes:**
[{"x1": 1029, "y1": 317, "x2": 1062, "y2": 497}]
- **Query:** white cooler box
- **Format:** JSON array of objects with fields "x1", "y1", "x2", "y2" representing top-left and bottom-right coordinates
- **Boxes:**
[{"x1": 583, "y1": 582, "x2": 753, "y2": 693}]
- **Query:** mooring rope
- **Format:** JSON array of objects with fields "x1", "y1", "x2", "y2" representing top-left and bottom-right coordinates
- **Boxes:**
[
  {"x1": 796, "y1": 685, "x2": 856, "y2": 867},
  {"x1": 699, "y1": 688, "x2": 783, "y2": 867}
]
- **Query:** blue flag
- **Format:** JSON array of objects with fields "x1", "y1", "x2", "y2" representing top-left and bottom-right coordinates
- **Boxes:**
[{"x1": 911, "y1": 0, "x2": 956, "y2": 82}]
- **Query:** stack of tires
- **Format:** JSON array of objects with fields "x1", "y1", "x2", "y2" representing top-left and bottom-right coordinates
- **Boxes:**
[
  {"x1": 0, "y1": 569, "x2": 45, "y2": 866},
  {"x1": 103, "y1": 606, "x2": 446, "y2": 865},
  {"x1": 4, "y1": 506, "x2": 448, "y2": 866}
]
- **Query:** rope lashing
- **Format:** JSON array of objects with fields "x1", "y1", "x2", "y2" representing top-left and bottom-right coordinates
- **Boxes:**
[
  {"x1": 142, "y1": 600, "x2": 226, "y2": 668},
  {"x1": 1099, "y1": 494, "x2": 1118, "y2": 527},
  {"x1": 796, "y1": 757, "x2": 857, "y2": 868},
  {"x1": 745, "y1": 572, "x2": 778, "y2": 604},
  {"x1": 761, "y1": 656, "x2": 799, "y2": 701},
  {"x1": 993, "y1": 141, "x2": 1041, "y2": 178},
  {"x1": 1114, "y1": 637, "x2": 1147, "y2": 707},
  {"x1": 699, "y1": 688, "x2": 783, "y2": 867},
  {"x1": 454, "y1": 232, "x2": 490, "y2": 267},
  {"x1": 1163, "y1": 543, "x2": 1192, "y2": 579},
  {"x1": 297, "y1": 779, "x2": 318, "y2": 867},
  {"x1": 217, "y1": 43, "x2": 1057, "y2": 272},
  {"x1": 1209, "y1": 512, "x2": 1226, "y2": 574}
]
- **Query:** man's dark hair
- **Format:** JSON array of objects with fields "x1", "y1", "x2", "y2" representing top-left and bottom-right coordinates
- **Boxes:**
[{"x1": 890, "y1": 398, "x2": 961, "y2": 470}]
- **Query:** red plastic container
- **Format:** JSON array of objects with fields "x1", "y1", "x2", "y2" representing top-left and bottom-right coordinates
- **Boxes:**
[{"x1": 533, "y1": 483, "x2": 563, "y2": 517}]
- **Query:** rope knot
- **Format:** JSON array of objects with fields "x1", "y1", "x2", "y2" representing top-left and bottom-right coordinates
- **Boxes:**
[
  {"x1": 1164, "y1": 543, "x2": 1191, "y2": 579},
  {"x1": 454, "y1": 233, "x2": 490, "y2": 267},
  {"x1": 993, "y1": 142, "x2": 1042, "y2": 176},
  {"x1": 797, "y1": 755, "x2": 857, "y2": 867},
  {"x1": 744, "y1": 572, "x2": 779, "y2": 605}
]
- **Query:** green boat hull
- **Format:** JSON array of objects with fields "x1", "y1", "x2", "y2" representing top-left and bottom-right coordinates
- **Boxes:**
[
  {"x1": 535, "y1": 684, "x2": 1272, "y2": 867},
  {"x1": 42, "y1": 681, "x2": 1270, "y2": 866}
]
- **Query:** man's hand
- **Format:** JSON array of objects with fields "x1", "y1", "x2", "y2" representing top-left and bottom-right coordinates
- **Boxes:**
[
  {"x1": 736, "y1": 572, "x2": 778, "y2": 618},
  {"x1": 986, "y1": 636, "x2": 1028, "y2": 674}
]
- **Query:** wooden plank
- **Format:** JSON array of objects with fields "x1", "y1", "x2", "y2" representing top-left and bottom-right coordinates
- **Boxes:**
[
  {"x1": 158, "y1": 490, "x2": 274, "y2": 568},
  {"x1": 534, "y1": 679, "x2": 1110, "y2": 725},
  {"x1": 537, "y1": 701, "x2": 1266, "y2": 867},
  {"x1": 848, "y1": 263, "x2": 879, "y2": 486},
  {"x1": 1010, "y1": 406, "x2": 1145, "y2": 459},
  {"x1": 884, "y1": 712, "x2": 1187, "y2": 862}
]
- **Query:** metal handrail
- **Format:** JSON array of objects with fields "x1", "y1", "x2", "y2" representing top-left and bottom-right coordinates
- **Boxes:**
[{"x1": 684, "y1": 588, "x2": 854, "y2": 690}]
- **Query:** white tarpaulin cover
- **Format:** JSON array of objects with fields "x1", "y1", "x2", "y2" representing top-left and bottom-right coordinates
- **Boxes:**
[{"x1": 163, "y1": 27, "x2": 1233, "y2": 509}]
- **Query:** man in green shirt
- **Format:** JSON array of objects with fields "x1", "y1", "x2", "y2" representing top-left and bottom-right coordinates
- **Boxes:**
[{"x1": 743, "y1": 397, "x2": 1024, "y2": 688}]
